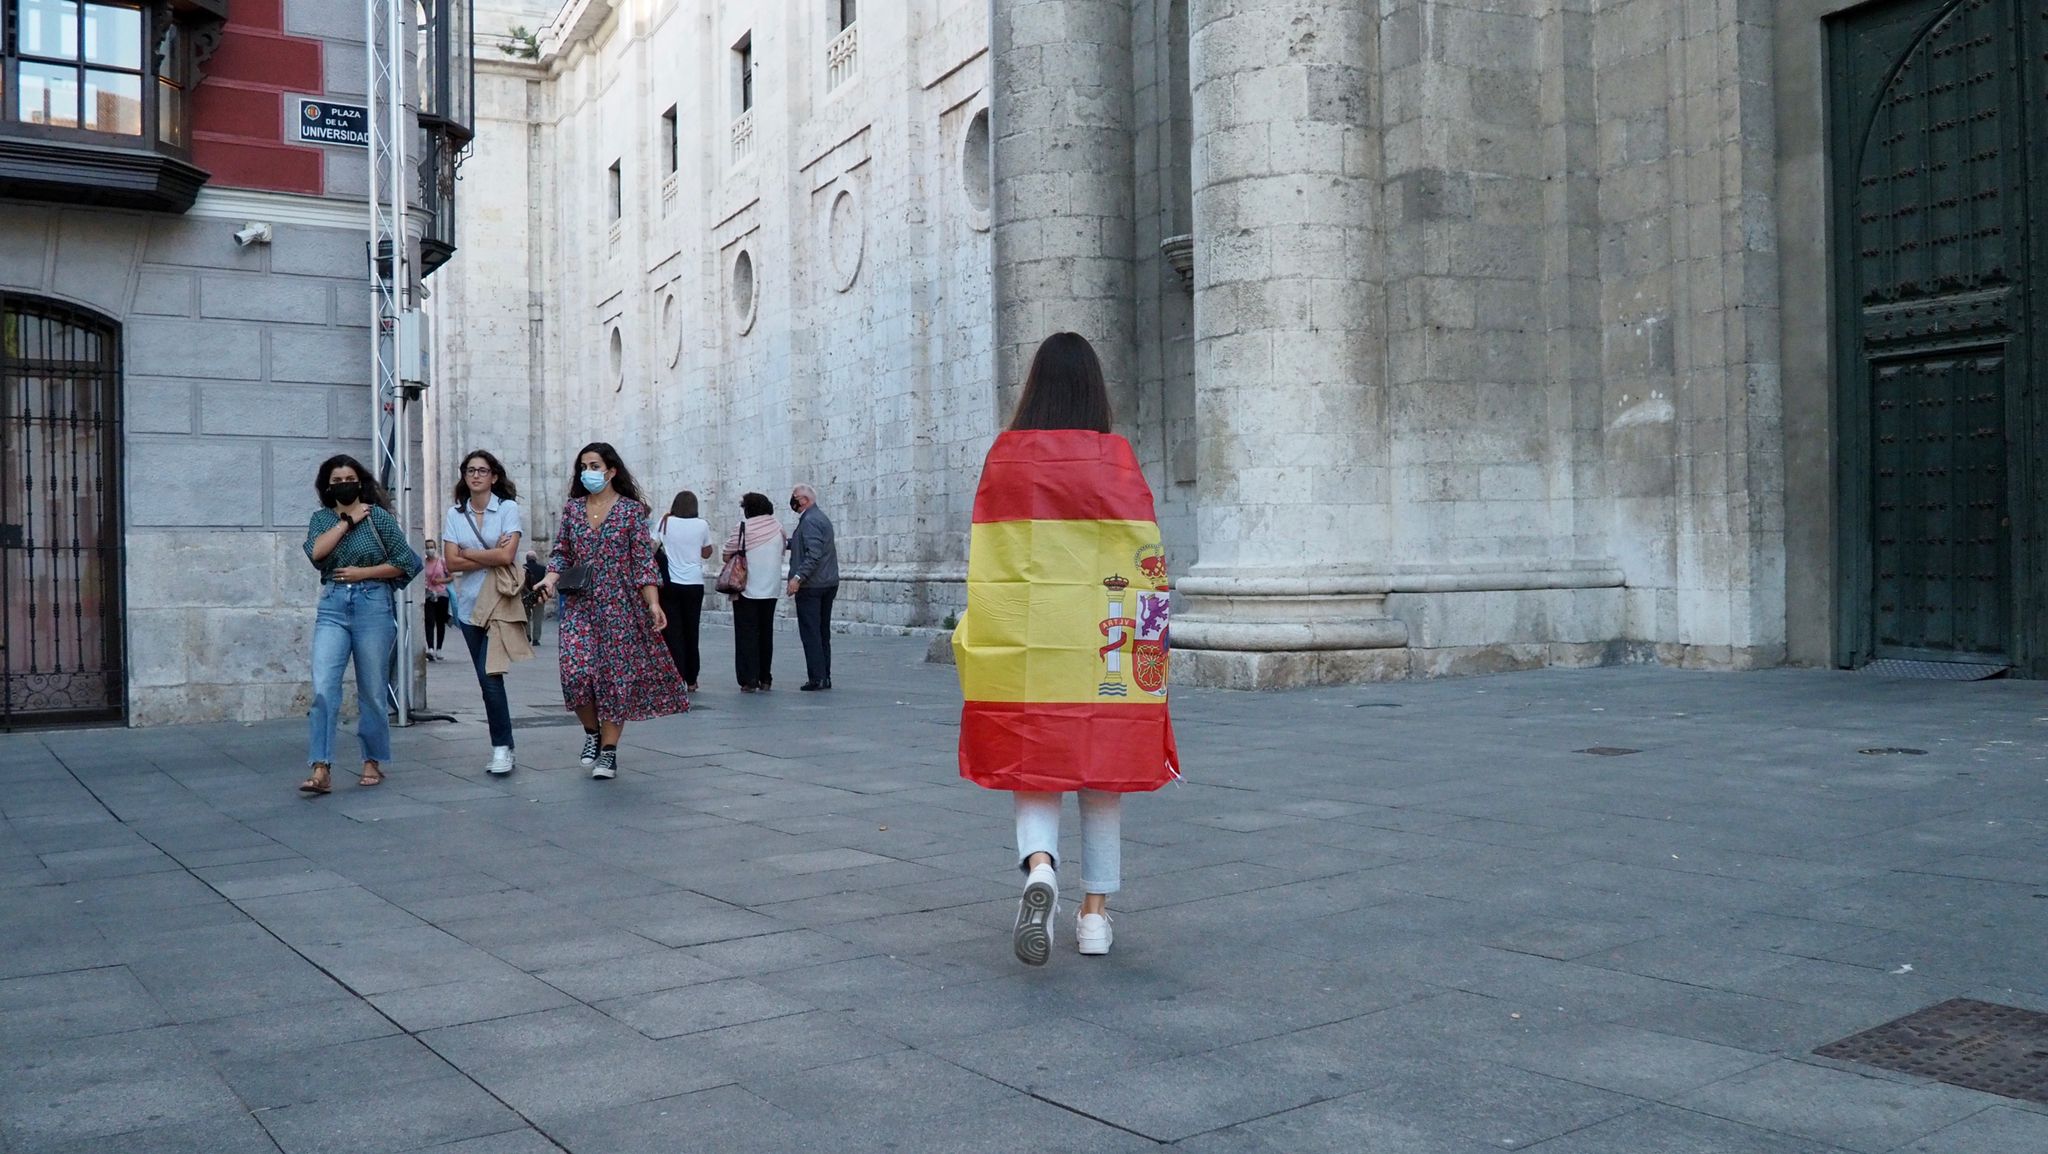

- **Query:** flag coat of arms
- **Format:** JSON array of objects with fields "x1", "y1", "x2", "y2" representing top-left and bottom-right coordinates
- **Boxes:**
[{"x1": 954, "y1": 430, "x2": 1179, "y2": 793}]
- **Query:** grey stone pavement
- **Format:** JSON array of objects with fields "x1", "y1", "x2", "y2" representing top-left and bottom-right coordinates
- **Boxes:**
[{"x1": 5, "y1": 620, "x2": 2048, "y2": 1154}]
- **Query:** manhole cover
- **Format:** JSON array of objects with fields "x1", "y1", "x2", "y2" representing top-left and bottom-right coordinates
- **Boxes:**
[
  {"x1": 1858, "y1": 747, "x2": 1927, "y2": 756},
  {"x1": 1576, "y1": 747, "x2": 1640, "y2": 757},
  {"x1": 1815, "y1": 998, "x2": 2048, "y2": 1105}
]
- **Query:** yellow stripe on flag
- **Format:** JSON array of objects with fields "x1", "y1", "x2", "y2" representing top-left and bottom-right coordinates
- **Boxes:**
[{"x1": 956, "y1": 519, "x2": 1163, "y2": 705}]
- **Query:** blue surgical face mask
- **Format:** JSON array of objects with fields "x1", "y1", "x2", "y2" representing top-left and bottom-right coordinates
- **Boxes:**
[{"x1": 580, "y1": 469, "x2": 607, "y2": 494}]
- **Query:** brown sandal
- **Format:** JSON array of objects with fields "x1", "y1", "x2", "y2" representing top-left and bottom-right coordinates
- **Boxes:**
[
  {"x1": 357, "y1": 761, "x2": 384, "y2": 788},
  {"x1": 299, "y1": 763, "x2": 332, "y2": 795}
]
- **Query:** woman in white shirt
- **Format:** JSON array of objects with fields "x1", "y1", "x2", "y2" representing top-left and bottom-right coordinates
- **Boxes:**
[
  {"x1": 653, "y1": 490, "x2": 713, "y2": 691},
  {"x1": 442, "y1": 450, "x2": 524, "y2": 776},
  {"x1": 722, "y1": 491, "x2": 787, "y2": 691}
]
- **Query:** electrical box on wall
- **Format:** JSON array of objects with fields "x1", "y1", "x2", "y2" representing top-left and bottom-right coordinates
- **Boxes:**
[{"x1": 397, "y1": 310, "x2": 430, "y2": 386}]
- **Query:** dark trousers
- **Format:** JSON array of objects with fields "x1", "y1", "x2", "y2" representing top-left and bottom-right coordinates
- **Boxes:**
[
  {"x1": 457, "y1": 621, "x2": 514, "y2": 748},
  {"x1": 795, "y1": 584, "x2": 837, "y2": 685},
  {"x1": 732, "y1": 596, "x2": 776, "y2": 688},
  {"x1": 658, "y1": 582, "x2": 705, "y2": 684},
  {"x1": 424, "y1": 595, "x2": 450, "y2": 651}
]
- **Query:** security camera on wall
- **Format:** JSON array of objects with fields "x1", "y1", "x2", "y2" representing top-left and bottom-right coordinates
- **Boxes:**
[{"x1": 233, "y1": 222, "x2": 274, "y2": 247}]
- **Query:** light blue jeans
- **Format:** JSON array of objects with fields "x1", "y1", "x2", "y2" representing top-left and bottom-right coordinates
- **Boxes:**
[
  {"x1": 1015, "y1": 790, "x2": 1122, "y2": 894},
  {"x1": 307, "y1": 581, "x2": 396, "y2": 767}
]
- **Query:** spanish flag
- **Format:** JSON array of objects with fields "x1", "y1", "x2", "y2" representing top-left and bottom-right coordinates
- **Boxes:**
[{"x1": 954, "y1": 430, "x2": 1179, "y2": 793}]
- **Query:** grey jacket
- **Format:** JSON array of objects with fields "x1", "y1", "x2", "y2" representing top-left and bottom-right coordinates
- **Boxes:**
[{"x1": 788, "y1": 505, "x2": 839, "y2": 588}]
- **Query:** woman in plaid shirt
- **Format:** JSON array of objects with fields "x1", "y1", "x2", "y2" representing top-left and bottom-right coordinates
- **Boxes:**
[{"x1": 299, "y1": 455, "x2": 420, "y2": 794}]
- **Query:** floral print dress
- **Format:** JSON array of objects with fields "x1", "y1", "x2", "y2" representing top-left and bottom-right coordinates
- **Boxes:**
[{"x1": 550, "y1": 495, "x2": 688, "y2": 722}]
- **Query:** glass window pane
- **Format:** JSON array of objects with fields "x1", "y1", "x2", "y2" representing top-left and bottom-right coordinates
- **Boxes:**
[
  {"x1": 19, "y1": 62, "x2": 81, "y2": 128},
  {"x1": 84, "y1": 69, "x2": 141, "y2": 134},
  {"x1": 83, "y1": 2, "x2": 143, "y2": 69},
  {"x1": 156, "y1": 77, "x2": 182, "y2": 145},
  {"x1": 20, "y1": 0, "x2": 82, "y2": 59}
]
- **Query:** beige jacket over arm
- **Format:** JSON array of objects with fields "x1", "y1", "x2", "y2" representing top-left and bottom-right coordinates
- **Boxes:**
[{"x1": 467, "y1": 564, "x2": 534, "y2": 675}]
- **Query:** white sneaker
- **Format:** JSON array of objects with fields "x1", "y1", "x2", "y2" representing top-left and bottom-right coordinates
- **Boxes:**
[
  {"x1": 486, "y1": 746, "x2": 514, "y2": 776},
  {"x1": 1076, "y1": 912, "x2": 1113, "y2": 956},
  {"x1": 1013, "y1": 863, "x2": 1058, "y2": 966},
  {"x1": 578, "y1": 732, "x2": 600, "y2": 767},
  {"x1": 590, "y1": 748, "x2": 617, "y2": 780}
]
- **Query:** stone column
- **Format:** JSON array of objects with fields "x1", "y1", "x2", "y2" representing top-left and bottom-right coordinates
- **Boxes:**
[
  {"x1": 989, "y1": 0, "x2": 1136, "y2": 424},
  {"x1": 1171, "y1": 0, "x2": 1407, "y2": 686}
]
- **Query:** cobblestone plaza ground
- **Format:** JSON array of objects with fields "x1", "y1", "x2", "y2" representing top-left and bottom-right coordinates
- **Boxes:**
[{"x1": 4, "y1": 627, "x2": 2047, "y2": 1152}]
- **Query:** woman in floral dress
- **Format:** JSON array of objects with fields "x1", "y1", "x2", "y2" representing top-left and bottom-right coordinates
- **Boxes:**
[{"x1": 532, "y1": 442, "x2": 688, "y2": 779}]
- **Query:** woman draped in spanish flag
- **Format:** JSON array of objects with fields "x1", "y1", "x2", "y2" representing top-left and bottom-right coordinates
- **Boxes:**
[{"x1": 954, "y1": 332, "x2": 1179, "y2": 965}]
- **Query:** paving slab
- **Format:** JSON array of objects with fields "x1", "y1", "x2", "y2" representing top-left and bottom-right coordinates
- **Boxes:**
[{"x1": 3, "y1": 633, "x2": 2046, "y2": 1150}]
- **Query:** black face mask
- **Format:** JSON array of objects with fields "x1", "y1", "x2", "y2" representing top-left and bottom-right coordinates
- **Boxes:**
[
  {"x1": 790, "y1": 498, "x2": 802, "y2": 513},
  {"x1": 329, "y1": 482, "x2": 363, "y2": 507}
]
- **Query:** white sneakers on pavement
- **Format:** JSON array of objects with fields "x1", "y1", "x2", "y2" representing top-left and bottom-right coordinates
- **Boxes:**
[
  {"x1": 1076, "y1": 912, "x2": 1113, "y2": 956},
  {"x1": 486, "y1": 746, "x2": 514, "y2": 776},
  {"x1": 1013, "y1": 862, "x2": 1058, "y2": 966}
]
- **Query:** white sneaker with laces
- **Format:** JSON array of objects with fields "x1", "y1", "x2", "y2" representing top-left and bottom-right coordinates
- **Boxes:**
[
  {"x1": 578, "y1": 732, "x2": 600, "y2": 767},
  {"x1": 1013, "y1": 862, "x2": 1058, "y2": 966},
  {"x1": 1076, "y1": 912, "x2": 1113, "y2": 956},
  {"x1": 590, "y1": 748, "x2": 617, "y2": 780},
  {"x1": 486, "y1": 746, "x2": 514, "y2": 776}
]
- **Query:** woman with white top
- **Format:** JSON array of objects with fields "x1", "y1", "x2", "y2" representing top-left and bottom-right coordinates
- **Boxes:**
[
  {"x1": 722, "y1": 491, "x2": 786, "y2": 692},
  {"x1": 441, "y1": 449, "x2": 523, "y2": 776},
  {"x1": 653, "y1": 490, "x2": 713, "y2": 691}
]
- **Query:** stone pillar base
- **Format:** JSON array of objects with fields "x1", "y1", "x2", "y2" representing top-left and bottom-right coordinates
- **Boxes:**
[
  {"x1": 1174, "y1": 647, "x2": 1412, "y2": 689},
  {"x1": 1167, "y1": 572, "x2": 1410, "y2": 689}
]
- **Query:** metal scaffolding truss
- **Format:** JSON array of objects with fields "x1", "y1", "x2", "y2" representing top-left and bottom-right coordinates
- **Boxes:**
[{"x1": 366, "y1": 0, "x2": 416, "y2": 725}]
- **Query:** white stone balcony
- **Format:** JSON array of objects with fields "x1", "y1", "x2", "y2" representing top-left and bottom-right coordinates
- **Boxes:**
[
  {"x1": 827, "y1": 24, "x2": 859, "y2": 92},
  {"x1": 661, "y1": 172, "x2": 678, "y2": 217},
  {"x1": 730, "y1": 109, "x2": 755, "y2": 165}
]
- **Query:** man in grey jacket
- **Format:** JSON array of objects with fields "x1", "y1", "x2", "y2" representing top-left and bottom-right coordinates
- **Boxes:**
[{"x1": 786, "y1": 484, "x2": 839, "y2": 690}]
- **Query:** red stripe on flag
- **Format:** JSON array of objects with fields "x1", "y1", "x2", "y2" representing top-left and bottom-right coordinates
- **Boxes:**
[
  {"x1": 970, "y1": 431, "x2": 1157, "y2": 524},
  {"x1": 959, "y1": 700, "x2": 1179, "y2": 793}
]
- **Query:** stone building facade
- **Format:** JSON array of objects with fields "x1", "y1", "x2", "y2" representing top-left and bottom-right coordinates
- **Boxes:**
[
  {"x1": 1, "y1": 2, "x2": 461, "y2": 728},
  {"x1": 438, "y1": 0, "x2": 2046, "y2": 685}
]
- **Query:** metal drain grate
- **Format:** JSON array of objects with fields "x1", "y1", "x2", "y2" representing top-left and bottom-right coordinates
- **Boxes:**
[
  {"x1": 1815, "y1": 998, "x2": 2048, "y2": 1105},
  {"x1": 1858, "y1": 659, "x2": 2006, "y2": 681},
  {"x1": 1576, "y1": 747, "x2": 1640, "y2": 757}
]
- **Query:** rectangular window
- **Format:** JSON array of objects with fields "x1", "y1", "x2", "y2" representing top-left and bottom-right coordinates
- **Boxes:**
[
  {"x1": 832, "y1": 0, "x2": 857, "y2": 34},
  {"x1": 734, "y1": 33, "x2": 753, "y2": 114},
  {"x1": 9, "y1": 0, "x2": 147, "y2": 136},
  {"x1": 660, "y1": 105, "x2": 678, "y2": 175},
  {"x1": 607, "y1": 160, "x2": 621, "y2": 221}
]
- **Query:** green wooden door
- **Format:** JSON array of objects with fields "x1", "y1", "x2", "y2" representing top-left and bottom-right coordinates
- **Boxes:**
[{"x1": 1831, "y1": 0, "x2": 2043, "y2": 672}]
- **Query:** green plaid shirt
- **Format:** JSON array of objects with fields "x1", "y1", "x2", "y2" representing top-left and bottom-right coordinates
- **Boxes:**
[{"x1": 303, "y1": 506, "x2": 421, "y2": 587}]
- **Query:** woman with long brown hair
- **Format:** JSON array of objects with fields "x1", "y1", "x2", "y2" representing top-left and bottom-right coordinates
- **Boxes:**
[
  {"x1": 952, "y1": 333, "x2": 1179, "y2": 964},
  {"x1": 441, "y1": 449, "x2": 526, "y2": 776},
  {"x1": 532, "y1": 443, "x2": 687, "y2": 779},
  {"x1": 300, "y1": 455, "x2": 421, "y2": 794}
]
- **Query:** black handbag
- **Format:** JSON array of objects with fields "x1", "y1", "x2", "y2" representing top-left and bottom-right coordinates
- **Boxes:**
[
  {"x1": 557, "y1": 562, "x2": 594, "y2": 596},
  {"x1": 653, "y1": 516, "x2": 675, "y2": 588}
]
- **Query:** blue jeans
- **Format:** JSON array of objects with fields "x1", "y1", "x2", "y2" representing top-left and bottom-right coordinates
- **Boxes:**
[
  {"x1": 458, "y1": 621, "x2": 515, "y2": 748},
  {"x1": 307, "y1": 581, "x2": 396, "y2": 767},
  {"x1": 1015, "y1": 791, "x2": 1123, "y2": 894}
]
